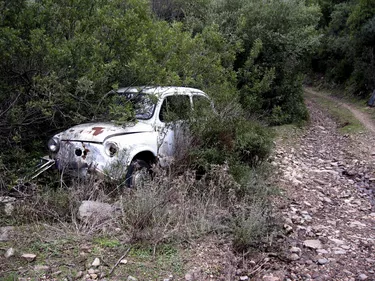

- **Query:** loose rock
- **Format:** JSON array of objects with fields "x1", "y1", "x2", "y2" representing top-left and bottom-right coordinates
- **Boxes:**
[
  {"x1": 303, "y1": 239, "x2": 322, "y2": 249},
  {"x1": 78, "y1": 200, "x2": 117, "y2": 221},
  {"x1": 92, "y1": 257, "x2": 100, "y2": 267},
  {"x1": 4, "y1": 247, "x2": 15, "y2": 258},
  {"x1": 318, "y1": 258, "x2": 329, "y2": 265},
  {"x1": 21, "y1": 253, "x2": 36, "y2": 262}
]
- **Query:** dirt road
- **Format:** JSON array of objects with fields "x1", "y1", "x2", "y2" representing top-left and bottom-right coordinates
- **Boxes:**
[
  {"x1": 305, "y1": 87, "x2": 375, "y2": 133},
  {"x1": 261, "y1": 89, "x2": 375, "y2": 280}
]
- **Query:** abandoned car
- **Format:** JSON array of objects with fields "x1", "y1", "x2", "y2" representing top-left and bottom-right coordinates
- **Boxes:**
[{"x1": 43, "y1": 86, "x2": 212, "y2": 187}]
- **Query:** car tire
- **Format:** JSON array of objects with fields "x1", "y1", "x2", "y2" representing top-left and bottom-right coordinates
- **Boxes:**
[{"x1": 125, "y1": 159, "x2": 152, "y2": 188}]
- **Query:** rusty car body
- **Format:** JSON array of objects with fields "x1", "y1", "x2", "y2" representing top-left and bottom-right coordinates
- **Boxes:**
[{"x1": 44, "y1": 86, "x2": 211, "y2": 187}]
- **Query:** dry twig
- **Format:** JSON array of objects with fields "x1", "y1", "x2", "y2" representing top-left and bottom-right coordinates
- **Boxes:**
[{"x1": 108, "y1": 246, "x2": 132, "y2": 276}]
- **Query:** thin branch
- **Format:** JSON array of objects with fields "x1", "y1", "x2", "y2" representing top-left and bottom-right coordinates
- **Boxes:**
[
  {"x1": 108, "y1": 246, "x2": 132, "y2": 276},
  {"x1": 0, "y1": 92, "x2": 21, "y2": 118}
]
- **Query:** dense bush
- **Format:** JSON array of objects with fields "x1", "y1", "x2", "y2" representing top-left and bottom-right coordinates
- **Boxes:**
[
  {"x1": 311, "y1": 0, "x2": 375, "y2": 97},
  {"x1": 0, "y1": 0, "x2": 321, "y2": 189},
  {"x1": 181, "y1": 0, "x2": 321, "y2": 124}
]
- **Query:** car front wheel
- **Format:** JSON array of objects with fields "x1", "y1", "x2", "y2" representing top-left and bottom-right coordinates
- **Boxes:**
[{"x1": 125, "y1": 159, "x2": 151, "y2": 188}]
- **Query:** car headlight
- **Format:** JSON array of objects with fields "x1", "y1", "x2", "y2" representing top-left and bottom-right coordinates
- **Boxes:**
[
  {"x1": 48, "y1": 137, "x2": 60, "y2": 153},
  {"x1": 104, "y1": 141, "x2": 119, "y2": 157}
]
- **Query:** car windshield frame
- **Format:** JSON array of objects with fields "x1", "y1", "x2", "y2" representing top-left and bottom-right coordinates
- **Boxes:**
[{"x1": 117, "y1": 92, "x2": 158, "y2": 120}]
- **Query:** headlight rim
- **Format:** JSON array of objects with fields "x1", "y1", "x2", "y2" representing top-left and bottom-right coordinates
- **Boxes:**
[
  {"x1": 104, "y1": 141, "x2": 119, "y2": 157},
  {"x1": 48, "y1": 137, "x2": 60, "y2": 153}
]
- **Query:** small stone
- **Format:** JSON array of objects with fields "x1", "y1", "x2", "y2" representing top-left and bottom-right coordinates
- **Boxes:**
[
  {"x1": 127, "y1": 276, "x2": 138, "y2": 281},
  {"x1": 358, "y1": 274, "x2": 368, "y2": 280},
  {"x1": 316, "y1": 249, "x2": 329, "y2": 254},
  {"x1": 303, "y1": 239, "x2": 322, "y2": 249},
  {"x1": 239, "y1": 276, "x2": 249, "y2": 281},
  {"x1": 349, "y1": 221, "x2": 366, "y2": 228},
  {"x1": 75, "y1": 271, "x2": 83, "y2": 278},
  {"x1": 34, "y1": 265, "x2": 50, "y2": 271},
  {"x1": 21, "y1": 253, "x2": 36, "y2": 262},
  {"x1": 92, "y1": 257, "x2": 100, "y2": 267},
  {"x1": 4, "y1": 203, "x2": 14, "y2": 216},
  {"x1": 4, "y1": 248, "x2": 15, "y2": 258},
  {"x1": 78, "y1": 201, "x2": 117, "y2": 221},
  {"x1": 288, "y1": 253, "x2": 300, "y2": 261},
  {"x1": 184, "y1": 268, "x2": 201, "y2": 281},
  {"x1": 334, "y1": 249, "x2": 347, "y2": 255},
  {"x1": 90, "y1": 273, "x2": 98, "y2": 279},
  {"x1": 88, "y1": 268, "x2": 96, "y2": 274},
  {"x1": 303, "y1": 214, "x2": 313, "y2": 221},
  {"x1": 318, "y1": 258, "x2": 329, "y2": 265},
  {"x1": 262, "y1": 276, "x2": 280, "y2": 281},
  {"x1": 0, "y1": 226, "x2": 14, "y2": 242},
  {"x1": 284, "y1": 224, "x2": 293, "y2": 234},
  {"x1": 314, "y1": 179, "x2": 326, "y2": 185},
  {"x1": 290, "y1": 247, "x2": 301, "y2": 253},
  {"x1": 329, "y1": 238, "x2": 344, "y2": 245},
  {"x1": 120, "y1": 259, "x2": 128, "y2": 264},
  {"x1": 185, "y1": 273, "x2": 193, "y2": 281}
]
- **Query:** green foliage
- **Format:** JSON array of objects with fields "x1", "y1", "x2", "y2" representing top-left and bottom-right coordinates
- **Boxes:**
[
  {"x1": 235, "y1": 119, "x2": 274, "y2": 165},
  {"x1": 189, "y1": 105, "x2": 274, "y2": 173},
  {"x1": 234, "y1": 0, "x2": 321, "y2": 122},
  {"x1": 232, "y1": 201, "x2": 272, "y2": 252},
  {"x1": 0, "y1": 0, "x2": 322, "y2": 188},
  {"x1": 192, "y1": 0, "x2": 321, "y2": 122},
  {"x1": 312, "y1": 0, "x2": 375, "y2": 97}
]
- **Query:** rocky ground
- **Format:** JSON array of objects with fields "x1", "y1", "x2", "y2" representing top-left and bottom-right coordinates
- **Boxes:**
[{"x1": 261, "y1": 93, "x2": 375, "y2": 281}]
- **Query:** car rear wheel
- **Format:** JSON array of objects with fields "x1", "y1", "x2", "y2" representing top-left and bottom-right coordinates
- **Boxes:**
[{"x1": 125, "y1": 159, "x2": 152, "y2": 188}]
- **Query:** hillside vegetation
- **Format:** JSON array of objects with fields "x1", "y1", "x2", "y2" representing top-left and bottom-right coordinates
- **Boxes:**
[
  {"x1": 0, "y1": 0, "x2": 321, "y2": 184},
  {"x1": 2, "y1": 0, "x2": 375, "y2": 279},
  {"x1": 311, "y1": 0, "x2": 375, "y2": 97},
  {"x1": 0, "y1": 1, "x2": 324, "y2": 279}
]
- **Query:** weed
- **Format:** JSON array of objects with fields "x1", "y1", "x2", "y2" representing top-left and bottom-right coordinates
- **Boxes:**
[{"x1": 93, "y1": 236, "x2": 121, "y2": 248}]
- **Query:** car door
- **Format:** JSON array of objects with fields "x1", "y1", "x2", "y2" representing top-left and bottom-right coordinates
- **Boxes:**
[{"x1": 155, "y1": 94, "x2": 192, "y2": 167}]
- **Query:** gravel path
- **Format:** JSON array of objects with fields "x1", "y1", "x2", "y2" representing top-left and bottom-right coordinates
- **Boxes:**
[
  {"x1": 305, "y1": 87, "x2": 375, "y2": 133},
  {"x1": 262, "y1": 92, "x2": 375, "y2": 281}
]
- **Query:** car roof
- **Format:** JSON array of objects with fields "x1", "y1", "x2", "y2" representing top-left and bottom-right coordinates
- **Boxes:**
[{"x1": 116, "y1": 86, "x2": 207, "y2": 97}]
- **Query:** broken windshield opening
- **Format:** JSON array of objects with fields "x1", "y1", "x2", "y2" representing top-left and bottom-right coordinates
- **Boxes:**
[{"x1": 113, "y1": 93, "x2": 157, "y2": 120}]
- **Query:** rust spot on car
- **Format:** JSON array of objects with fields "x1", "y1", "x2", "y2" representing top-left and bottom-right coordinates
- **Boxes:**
[
  {"x1": 82, "y1": 148, "x2": 90, "y2": 159},
  {"x1": 82, "y1": 143, "x2": 90, "y2": 159},
  {"x1": 92, "y1": 127, "x2": 104, "y2": 136}
]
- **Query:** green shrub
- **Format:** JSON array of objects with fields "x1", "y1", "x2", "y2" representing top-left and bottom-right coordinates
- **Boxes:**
[
  {"x1": 235, "y1": 119, "x2": 273, "y2": 166},
  {"x1": 232, "y1": 201, "x2": 273, "y2": 252}
]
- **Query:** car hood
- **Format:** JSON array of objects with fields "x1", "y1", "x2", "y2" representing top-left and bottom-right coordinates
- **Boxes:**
[{"x1": 57, "y1": 121, "x2": 153, "y2": 143}]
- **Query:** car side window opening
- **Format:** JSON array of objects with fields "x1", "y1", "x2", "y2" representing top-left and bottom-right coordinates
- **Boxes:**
[{"x1": 159, "y1": 95, "x2": 191, "y2": 122}]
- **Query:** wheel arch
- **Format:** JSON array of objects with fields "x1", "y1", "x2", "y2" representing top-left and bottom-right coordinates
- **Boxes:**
[{"x1": 131, "y1": 150, "x2": 157, "y2": 164}]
